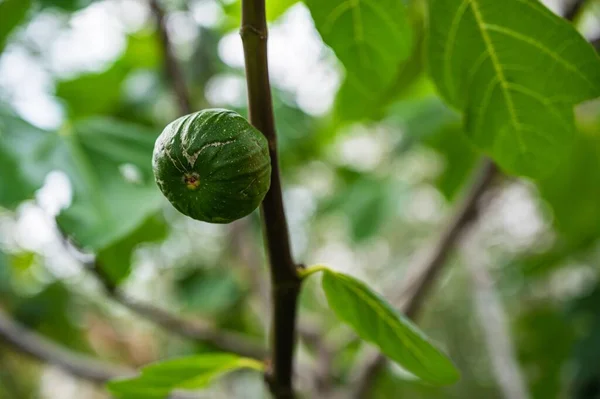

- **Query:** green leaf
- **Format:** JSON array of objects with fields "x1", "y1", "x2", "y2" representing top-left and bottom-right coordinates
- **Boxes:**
[
  {"x1": 427, "y1": 0, "x2": 600, "y2": 178},
  {"x1": 36, "y1": 0, "x2": 94, "y2": 11},
  {"x1": 96, "y1": 214, "x2": 168, "y2": 284},
  {"x1": 0, "y1": 139, "x2": 37, "y2": 210},
  {"x1": 107, "y1": 353, "x2": 264, "y2": 399},
  {"x1": 425, "y1": 125, "x2": 478, "y2": 200},
  {"x1": 0, "y1": 0, "x2": 31, "y2": 53},
  {"x1": 538, "y1": 133, "x2": 600, "y2": 248},
  {"x1": 175, "y1": 268, "x2": 244, "y2": 315},
  {"x1": 0, "y1": 250, "x2": 12, "y2": 300},
  {"x1": 305, "y1": 0, "x2": 413, "y2": 121},
  {"x1": 265, "y1": 0, "x2": 299, "y2": 21},
  {"x1": 307, "y1": 267, "x2": 460, "y2": 385},
  {"x1": 385, "y1": 96, "x2": 478, "y2": 199},
  {"x1": 514, "y1": 304, "x2": 574, "y2": 399},
  {"x1": 320, "y1": 173, "x2": 402, "y2": 242},
  {"x1": 0, "y1": 107, "x2": 59, "y2": 210},
  {"x1": 520, "y1": 127, "x2": 600, "y2": 276},
  {"x1": 56, "y1": 32, "x2": 160, "y2": 118},
  {"x1": 13, "y1": 282, "x2": 87, "y2": 350},
  {"x1": 0, "y1": 107, "x2": 162, "y2": 251},
  {"x1": 56, "y1": 118, "x2": 162, "y2": 250},
  {"x1": 56, "y1": 65, "x2": 127, "y2": 118}
]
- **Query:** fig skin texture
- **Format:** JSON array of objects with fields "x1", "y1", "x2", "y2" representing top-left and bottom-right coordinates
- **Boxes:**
[{"x1": 152, "y1": 109, "x2": 271, "y2": 223}]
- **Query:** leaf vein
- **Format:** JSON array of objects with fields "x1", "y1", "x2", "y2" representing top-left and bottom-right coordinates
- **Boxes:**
[
  {"x1": 483, "y1": 23, "x2": 598, "y2": 90},
  {"x1": 444, "y1": 0, "x2": 472, "y2": 102}
]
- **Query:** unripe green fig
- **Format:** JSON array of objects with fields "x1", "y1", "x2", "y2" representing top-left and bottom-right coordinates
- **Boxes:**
[{"x1": 152, "y1": 109, "x2": 271, "y2": 223}]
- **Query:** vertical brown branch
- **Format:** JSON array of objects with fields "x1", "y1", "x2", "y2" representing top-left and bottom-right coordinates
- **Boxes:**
[{"x1": 240, "y1": 1, "x2": 302, "y2": 398}]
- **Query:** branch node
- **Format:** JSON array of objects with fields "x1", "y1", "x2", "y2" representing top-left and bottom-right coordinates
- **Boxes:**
[{"x1": 240, "y1": 25, "x2": 268, "y2": 40}]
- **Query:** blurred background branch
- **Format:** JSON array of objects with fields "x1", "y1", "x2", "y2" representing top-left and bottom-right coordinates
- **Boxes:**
[
  {"x1": 350, "y1": 158, "x2": 500, "y2": 399},
  {"x1": 149, "y1": 0, "x2": 192, "y2": 114},
  {"x1": 0, "y1": 310, "x2": 133, "y2": 384},
  {"x1": 59, "y1": 226, "x2": 267, "y2": 359},
  {"x1": 462, "y1": 232, "x2": 530, "y2": 399}
]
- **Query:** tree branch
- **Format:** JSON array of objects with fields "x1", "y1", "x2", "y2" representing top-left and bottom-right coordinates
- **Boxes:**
[
  {"x1": 397, "y1": 159, "x2": 498, "y2": 317},
  {"x1": 563, "y1": 0, "x2": 587, "y2": 22},
  {"x1": 149, "y1": 0, "x2": 193, "y2": 114},
  {"x1": 57, "y1": 230, "x2": 266, "y2": 360},
  {"x1": 0, "y1": 310, "x2": 134, "y2": 384},
  {"x1": 240, "y1": 1, "x2": 302, "y2": 398},
  {"x1": 109, "y1": 290, "x2": 267, "y2": 360},
  {"x1": 462, "y1": 237, "x2": 529, "y2": 399},
  {"x1": 352, "y1": 158, "x2": 499, "y2": 398}
]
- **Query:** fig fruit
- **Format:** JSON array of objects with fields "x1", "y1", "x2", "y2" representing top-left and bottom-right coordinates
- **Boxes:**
[{"x1": 152, "y1": 109, "x2": 271, "y2": 223}]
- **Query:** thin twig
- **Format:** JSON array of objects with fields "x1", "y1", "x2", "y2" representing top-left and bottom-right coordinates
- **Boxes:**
[
  {"x1": 229, "y1": 218, "x2": 271, "y2": 325},
  {"x1": 149, "y1": 0, "x2": 193, "y2": 114},
  {"x1": 563, "y1": 0, "x2": 587, "y2": 21},
  {"x1": 462, "y1": 235, "x2": 529, "y2": 399},
  {"x1": 110, "y1": 292, "x2": 267, "y2": 359},
  {"x1": 0, "y1": 310, "x2": 134, "y2": 384},
  {"x1": 396, "y1": 159, "x2": 498, "y2": 317},
  {"x1": 58, "y1": 231, "x2": 267, "y2": 360},
  {"x1": 240, "y1": 1, "x2": 302, "y2": 397},
  {"x1": 352, "y1": 158, "x2": 499, "y2": 398}
]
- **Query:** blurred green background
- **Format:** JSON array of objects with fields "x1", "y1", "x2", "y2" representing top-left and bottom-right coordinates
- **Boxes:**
[{"x1": 0, "y1": 0, "x2": 599, "y2": 398}]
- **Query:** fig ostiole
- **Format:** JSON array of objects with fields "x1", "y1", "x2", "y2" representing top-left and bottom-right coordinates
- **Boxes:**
[{"x1": 152, "y1": 109, "x2": 271, "y2": 223}]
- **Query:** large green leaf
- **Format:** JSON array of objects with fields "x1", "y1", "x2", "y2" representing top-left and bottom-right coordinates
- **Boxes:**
[
  {"x1": 427, "y1": 0, "x2": 600, "y2": 178},
  {"x1": 107, "y1": 353, "x2": 264, "y2": 399},
  {"x1": 305, "y1": 0, "x2": 413, "y2": 121},
  {"x1": 308, "y1": 267, "x2": 459, "y2": 385},
  {"x1": 0, "y1": 107, "x2": 162, "y2": 251},
  {"x1": 0, "y1": 0, "x2": 31, "y2": 53}
]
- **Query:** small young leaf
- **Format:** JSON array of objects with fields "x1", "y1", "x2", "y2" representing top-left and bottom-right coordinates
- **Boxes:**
[
  {"x1": 107, "y1": 353, "x2": 264, "y2": 399},
  {"x1": 320, "y1": 269, "x2": 460, "y2": 385},
  {"x1": 427, "y1": 0, "x2": 600, "y2": 178}
]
